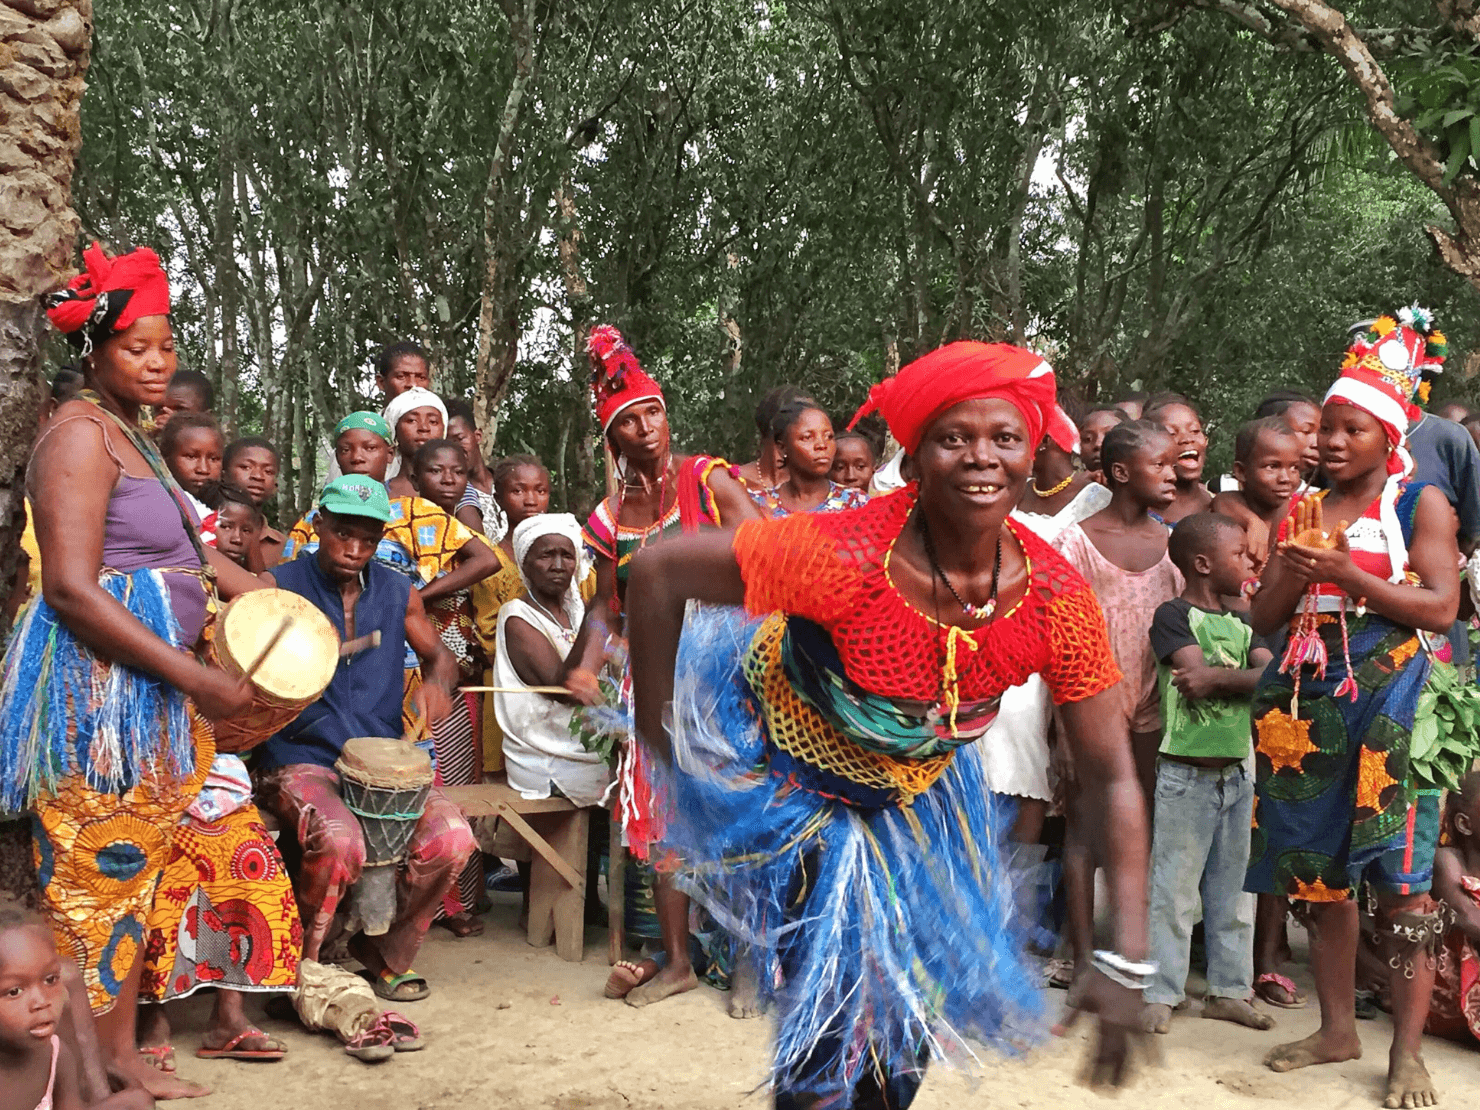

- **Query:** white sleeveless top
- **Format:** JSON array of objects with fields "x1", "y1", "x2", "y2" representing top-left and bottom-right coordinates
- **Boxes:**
[{"x1": 494, "y1": 598, "x2": 611, "y2": 807}]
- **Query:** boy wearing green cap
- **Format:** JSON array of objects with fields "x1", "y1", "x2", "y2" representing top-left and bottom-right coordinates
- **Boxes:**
[{"x1": 255, "y1": 475, "x2": 475, "y2": 1003}]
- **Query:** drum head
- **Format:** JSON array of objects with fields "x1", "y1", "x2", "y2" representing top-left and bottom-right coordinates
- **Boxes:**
[
  {"x1": 220, "y1": 589, "x2": 339, "y2": 700},
  {"x1": 338, "y1": 737, "x2": 433, "y2": 787}
]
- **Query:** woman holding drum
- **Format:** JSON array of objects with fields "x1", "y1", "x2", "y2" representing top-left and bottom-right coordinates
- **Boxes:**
[{"x1": 0, "y1": 244, "x2": 278, "y2": 1098}]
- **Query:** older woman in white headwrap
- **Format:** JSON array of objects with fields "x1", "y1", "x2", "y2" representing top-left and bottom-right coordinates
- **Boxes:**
[
  {"x1": 494, "y1": 514, "x2": 611, "y2": 806},
  {"x1": 385, "y1": 386, "x2": 448, "y2": 494}
]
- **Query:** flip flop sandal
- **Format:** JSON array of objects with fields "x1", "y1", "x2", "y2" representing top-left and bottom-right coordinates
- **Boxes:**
[
  {"x1": 137, "y1": 1044, "x2": 176, "y2": 1073},
  {"x1": 196, "y1": 1028, "x2": 287, "y2": 1061},
  {"x1": 1354, "y1": 988, "x2": 1383, "y2": 1020},
  {"x1": 1042, "y1": 958, "x2": 1077, "y2": 990},
  {"x1": 436, "y1": 912, "x2": 485, "y2": 938},
  {"x1": 1254, "y1": 973, "x2": 1307, "y2": 1009},
  {"x1": 379, "y1": 1011, "x2": 425, "y2": 1052},
  {"x1": 372, "y1": 969, "x2": 430, "y2": 1002},
  {"x1": 343, "y1": 1024, "x2": 395, "y2": 1063}
]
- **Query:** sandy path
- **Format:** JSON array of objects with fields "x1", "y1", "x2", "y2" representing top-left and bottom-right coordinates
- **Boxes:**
[{"x1": 156, "y1": 900, "x2": 1478, "y2": 1109}]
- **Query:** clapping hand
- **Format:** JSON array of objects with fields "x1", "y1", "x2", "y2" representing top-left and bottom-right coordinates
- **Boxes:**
[{"x1": 1277, "y1": 494, "x2": 1354, "y2": 589}]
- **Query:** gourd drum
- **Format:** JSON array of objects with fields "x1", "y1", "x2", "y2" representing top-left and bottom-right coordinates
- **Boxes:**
[
  {"x1": 208, "y1": 589, "x2": 339, "y2": 750},
  {"x1": 336, "y1": 737, "x2": 434, "y2": 936}
]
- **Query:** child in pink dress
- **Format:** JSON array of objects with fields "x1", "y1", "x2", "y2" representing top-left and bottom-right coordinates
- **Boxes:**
[
  {"x1": 1052, "y1": 420, "x2": 1183, "y2": 988},
  {"x1": 0, "y1": 908, "x2": 151, "y2": 1110}
]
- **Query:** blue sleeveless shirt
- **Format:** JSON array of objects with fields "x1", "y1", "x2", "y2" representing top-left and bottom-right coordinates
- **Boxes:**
[{"x1": 257, "y1": 555, "x2": 411, "y2": 770}]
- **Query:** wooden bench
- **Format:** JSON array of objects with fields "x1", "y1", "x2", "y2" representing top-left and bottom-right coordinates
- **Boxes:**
[{"x1": 442, "y1": 777, "x2": 589, "y2": 962}]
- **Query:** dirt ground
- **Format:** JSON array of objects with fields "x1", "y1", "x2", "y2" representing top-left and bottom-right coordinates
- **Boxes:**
[{"x1": 156, "y1": 896, "x2": 1479, "y2": 1110}]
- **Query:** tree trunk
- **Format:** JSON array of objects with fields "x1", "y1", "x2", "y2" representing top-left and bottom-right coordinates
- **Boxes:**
[
  {"x1": 0, "y1": 0, "x2": 92, "y2": 637},
  {"x1": 472, "y1": 0, "x2": 537, "y2": 446},
  {"x1": 553, "y1": 168, "x2": 596, "y2": 506}
]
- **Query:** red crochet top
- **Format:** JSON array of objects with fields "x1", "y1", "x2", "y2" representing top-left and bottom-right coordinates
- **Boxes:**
[{"x1": 732, "y1": 486, "x2": 1122, "y2": 706}]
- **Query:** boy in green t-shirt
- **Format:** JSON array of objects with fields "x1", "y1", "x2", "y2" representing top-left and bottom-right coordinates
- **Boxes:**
[{"x1": 1142, "y1": 513, "x2": 1276, "y2": 1035}]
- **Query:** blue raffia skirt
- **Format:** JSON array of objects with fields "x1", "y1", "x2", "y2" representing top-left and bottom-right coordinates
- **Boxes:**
[{"x1": 655, "y1": 604, "x2": 1042, "y2": 1104}]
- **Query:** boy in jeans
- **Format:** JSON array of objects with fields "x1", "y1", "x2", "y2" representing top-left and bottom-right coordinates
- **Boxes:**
[{"x1": 1142, "y1": 513, "x2": 1277, "y2": 1034}]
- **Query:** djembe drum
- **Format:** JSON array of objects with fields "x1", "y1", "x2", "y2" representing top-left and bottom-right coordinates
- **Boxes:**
[
  {"x1": 208, "y1": 589, "x2": 339, "y2": 750},
  {"x1": 335, "y1": 737, "x2": 433, "y2": 936}
]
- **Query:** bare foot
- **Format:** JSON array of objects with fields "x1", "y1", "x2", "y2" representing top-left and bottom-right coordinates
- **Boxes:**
[
  {"x1": 728, "y1": 958, "x2": 762, "y2": 1020},
  {"x1": 1141, "y1": 1003, "x2": 1173, "y2": 1034},
  {"x1": 624, "y1": 960, "x2": 698, "y2": 1007},
  {"x1": 1384, "y1": 1051, "x2": 1437, "y2": 1109},
  {"x1": 1203, "y1": 997, "x2": 1275, "y2": 1030},
  {"x1": 1264, "y1": 1030, "x2": 1362, "y2": 1073},
  {"x1": 605, "y1": 958, "x2": 658, "y2": 999},
  {"x1": 114, "y1": 1052, "x2": 212, "y2": 1100}
]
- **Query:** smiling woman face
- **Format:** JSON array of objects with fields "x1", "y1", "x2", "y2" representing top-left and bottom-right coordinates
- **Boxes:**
[
  {"x1": 1153, "y1": 402, "x2": 1207, "y2": 483},
  {"x1": 912, "y1": 398, "x2": 1033, "y2": 526}
]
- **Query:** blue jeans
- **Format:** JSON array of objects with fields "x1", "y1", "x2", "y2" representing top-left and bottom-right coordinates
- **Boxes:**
[{"x1": 1146, "y1": 759, "x2": 1255, "y2": 1006}]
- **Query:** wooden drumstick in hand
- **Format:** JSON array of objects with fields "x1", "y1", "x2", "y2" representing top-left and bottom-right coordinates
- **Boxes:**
[{"x1": 244, "y1": 616, "x2": 294, "y2": 682}]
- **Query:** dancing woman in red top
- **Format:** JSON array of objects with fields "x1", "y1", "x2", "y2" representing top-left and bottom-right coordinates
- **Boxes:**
[{"x1": 621, "y1": 343, "x2": 1150, "y2": 1108}]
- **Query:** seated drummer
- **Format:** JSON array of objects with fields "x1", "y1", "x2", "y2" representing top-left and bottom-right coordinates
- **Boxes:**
[{"x1": 254, "y1": 476, "x2": 477, "y2": 1004}]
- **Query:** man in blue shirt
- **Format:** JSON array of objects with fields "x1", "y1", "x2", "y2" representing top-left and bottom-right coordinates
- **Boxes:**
[{"x1": 256, "y1": 476, "x2": 474, "y2": 1004}]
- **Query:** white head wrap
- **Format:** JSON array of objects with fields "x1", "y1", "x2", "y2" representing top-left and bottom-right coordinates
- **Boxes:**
[
  {"x1": 512, "y1": 513, "x2": 588, "y2": 625},
  {"x1": 382, "y1": 388, "x2": 448, "y2": 445}
]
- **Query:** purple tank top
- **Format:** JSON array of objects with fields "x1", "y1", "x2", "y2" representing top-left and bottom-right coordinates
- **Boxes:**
[{"x1": 104, "y1": 474, "x2": 208, "y2": 644}]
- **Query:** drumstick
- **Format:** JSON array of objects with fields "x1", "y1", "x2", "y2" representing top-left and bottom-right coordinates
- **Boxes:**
[
  {"x1": 457, "y1": 684, "x2": 571, "y2": 695},
  {"x1": 244, "y1": 616, "x2": 295, "y2": 682},
  {"x1": 340, "y1": 630, "x2": 382, "y2": 657}
]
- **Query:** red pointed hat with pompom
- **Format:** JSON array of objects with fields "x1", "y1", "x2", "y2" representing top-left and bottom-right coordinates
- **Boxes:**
[
  {"x1": 43, "y1": 242, "x2": 171, "y2": 348},
  {"x1": 588, "y1": 325, "x2": 665, "y2": 432}
]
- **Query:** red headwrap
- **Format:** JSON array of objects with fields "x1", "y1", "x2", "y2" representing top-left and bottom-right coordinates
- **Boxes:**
[
  {"x1": 44, "y1": 242, "x2": 171, "y2": 349},
  {"x1": 849, "y1": 341, "x2": 1075, "y2": 455},
  {"x1": 588, "y1": 324, "x2": 665, "y2": 432}
]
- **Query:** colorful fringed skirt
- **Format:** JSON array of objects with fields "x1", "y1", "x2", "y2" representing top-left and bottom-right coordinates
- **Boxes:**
[
  {"x1": 658, "y1": 605, "x2": 1041, "y2": 1103},
  {"x1": 1247, "y1": 613, "x2": 1436, "y2": 902},
  {"x1": 0, "y1": 570, "x2": 210, "y2": 1013}
]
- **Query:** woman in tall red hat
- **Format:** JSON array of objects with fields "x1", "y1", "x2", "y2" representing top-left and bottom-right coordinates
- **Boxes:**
[
  {"x1": 573, "y1": 326, "x2": 762, "y2": 1008},
  {"x1": 618, "y1": 341, "x2": 1148, "y2": 1108}
]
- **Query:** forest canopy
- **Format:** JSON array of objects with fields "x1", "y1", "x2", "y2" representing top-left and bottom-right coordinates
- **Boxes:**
[{"x1": 70, "y1": 0, "x2": 1480, "y2": 516}]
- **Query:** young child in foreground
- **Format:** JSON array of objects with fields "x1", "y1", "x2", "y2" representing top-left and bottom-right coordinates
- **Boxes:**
[
  {"x1": 0, "y1": 909, "x2": 151, "y2": 1110},
  {"x1": 1142, "y1": 513, "x2": 1275, "y2": 1035},
  {"x1": 1426, "y1": 771, "x2": 1480, "y2": 1044}
]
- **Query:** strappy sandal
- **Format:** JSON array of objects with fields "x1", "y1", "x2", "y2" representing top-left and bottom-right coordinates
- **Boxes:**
[
  {"x1": 344, "y1": 1022, "x2": 396, "y2": 1063},
  {"x1": 380, "y1": 1011, "x2": 424, "y2": 1051},
  {"x1": 1253, "y1": 972, "x2": 1307, "y2": 1009}
]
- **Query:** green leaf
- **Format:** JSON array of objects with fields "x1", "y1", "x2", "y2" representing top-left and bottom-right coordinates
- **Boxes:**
[{"x1": 1445, "y1": 130, "x2": 1472, "y2": 183}]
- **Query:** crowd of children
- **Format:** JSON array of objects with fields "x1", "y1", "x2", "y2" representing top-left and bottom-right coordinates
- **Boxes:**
[{"x1": 3, "y1": 248, "x2": 1480, "y2": 1110}]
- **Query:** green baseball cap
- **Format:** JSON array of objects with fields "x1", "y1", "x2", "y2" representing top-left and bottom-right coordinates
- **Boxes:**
[
  {"x1": 318, "y1": 475, "x2": 392, "y2": 522},
  {"x1": 335, "y1": 410, "x2": 392, "y2": 444}
]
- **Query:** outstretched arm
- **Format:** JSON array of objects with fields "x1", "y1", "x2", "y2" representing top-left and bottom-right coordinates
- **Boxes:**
[
  {"x1": 625, "y1": 532, "x2": 745, "y2": 763},
  {"x1": 1058, "y1": 691, "x2": 1148, "y2": 962}
]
